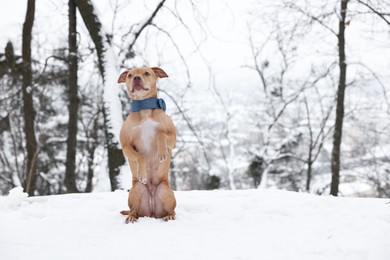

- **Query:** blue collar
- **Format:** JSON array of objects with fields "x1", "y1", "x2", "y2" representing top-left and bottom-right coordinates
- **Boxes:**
[{"x1": 131, "y1": 98, "x2": 166, "y2": 112}]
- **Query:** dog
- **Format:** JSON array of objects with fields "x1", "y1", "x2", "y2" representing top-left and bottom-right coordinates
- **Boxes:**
[{"x1": 117, "y1": 67, "x2": 176, "y2": 223}]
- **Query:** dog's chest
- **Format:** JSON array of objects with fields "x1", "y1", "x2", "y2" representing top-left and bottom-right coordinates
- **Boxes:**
[{"x1": 135, "y1": 119, "x2": 158, "y2": 152}]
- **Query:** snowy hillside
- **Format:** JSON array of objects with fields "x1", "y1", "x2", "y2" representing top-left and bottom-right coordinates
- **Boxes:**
[{"x1": 1, "y1": 188, "x2": 389, "y2": 260}]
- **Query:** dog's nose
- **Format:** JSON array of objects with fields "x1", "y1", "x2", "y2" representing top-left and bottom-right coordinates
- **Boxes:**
[{"x1": 133, "y1": 75, "x2": 142, "y2": 81}]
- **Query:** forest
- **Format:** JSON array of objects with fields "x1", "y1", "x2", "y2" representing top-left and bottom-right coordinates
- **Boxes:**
[{"x1": 0, "y1": 0, "x2": 389, "y2": 197}]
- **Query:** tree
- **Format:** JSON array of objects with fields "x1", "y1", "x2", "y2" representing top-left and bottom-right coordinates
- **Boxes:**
[
  {"x1": 330, "y1": 0, "x2": 349, "y2": 196},
  {"x1": 22, "y1": 0, "x2": 39, "y2": 196},
  {"x1": 74, "y1": 0, "x2": 125, "y2": 191},
  {"x1": 302, "y1": 88, "x2": 333, "y2": 192},
  {"x1": 281, "y1": 0, "x2": 358, "y2": 195},
  {"x1": 64, "y1": 0, "x2": 80, "y2": 193},
  {"x1": 279, "y1": 0, "x2": 390, "y2": 196}
]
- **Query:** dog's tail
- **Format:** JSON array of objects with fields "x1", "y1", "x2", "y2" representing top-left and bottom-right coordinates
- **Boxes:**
[{"x1": 120, "y1": 210, "x2": 130, "y2": 215}]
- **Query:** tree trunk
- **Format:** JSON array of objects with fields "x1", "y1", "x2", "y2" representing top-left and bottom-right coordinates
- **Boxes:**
[
  {"x1": 22, "y1": 0, "x2": 38, "y2": 196},
  {"x1": 64, "y1": 0, "x2": 80, "y2": 193},
  {"x1": 306, "y1": 160, "x2": 312, "y2": 192},
  {"x1": 75, "y1": 0, "x2": 125, "y2": 190},
  {"x1": 85, "y1": 117, "x2": 99, "y2": 193},
  {"x1": 5, "y1": 42, "x2": 18, "y2": 84},
  {"x1": 330, "y1": 0, "x2": 348, "y2": 196}
]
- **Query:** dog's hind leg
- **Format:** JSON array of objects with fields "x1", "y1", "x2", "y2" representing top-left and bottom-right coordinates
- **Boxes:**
[
  {"x1": 154, "y1": 180, "x2": 176, "y2": 221},
  {"x1": 123, "y1": 182, "x2": 151, "y2": 223}
]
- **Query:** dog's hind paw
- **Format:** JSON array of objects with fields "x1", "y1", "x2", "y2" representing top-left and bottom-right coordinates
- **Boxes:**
[
  {"x1": 125, "y1": 214, "x2": 138, "y2": 224},
  {"x1": 163, "y1": 213, "x2": 176, "y2": 222}
]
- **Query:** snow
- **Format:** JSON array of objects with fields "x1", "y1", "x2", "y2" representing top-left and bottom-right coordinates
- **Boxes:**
[
  {"x1": 1, "y1": 187, "x2": 389, "y2": 260},
  {"x1": 101, "y1": 45, "x2": 124, "y2": 147}
]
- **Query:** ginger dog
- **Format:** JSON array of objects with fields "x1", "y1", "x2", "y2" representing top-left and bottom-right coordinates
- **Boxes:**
[{"x1": 118, "y1": 67, "x2": 176, "y2": 223}]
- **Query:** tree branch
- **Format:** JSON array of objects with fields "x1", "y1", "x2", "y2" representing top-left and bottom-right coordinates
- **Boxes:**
[
  {"x1": 356, "y1": 0, "x2": 390, "y2": 25},
  {"x1": 285, "y1": 2, "x2": 338, "y2": 36},
  {"x1": 127, "y1": 0, "x2": 167, "y2": 53},
  {"x1": 159, "y1": 89, "x2": 211, "y2": 172}
]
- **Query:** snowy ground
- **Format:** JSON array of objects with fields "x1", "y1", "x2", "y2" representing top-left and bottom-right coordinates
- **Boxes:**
[{"x1": 0, "y1": 188, "x2": 389, "y2": 260}]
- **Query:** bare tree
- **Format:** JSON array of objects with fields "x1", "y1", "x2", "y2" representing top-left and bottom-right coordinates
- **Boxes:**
[
  {"x1": 302, "y1": 87, "x2": 333, "y2": 192},
  {"x1": 284, "y1": 0, "x2": 389, "y2": 196},
  {"x1": 64, "y1": 0, "x2": 80, "y2": 193},
  {"x1": 246, "y1": 23, "x2": 303, "y2": 189},
  {"x1": 282, "y1": 0, "x2": 353, "y2": 195},
  {"x1": 330, "y1": 0, "x2": 349, "y2": 196},
  {"x1": 84, "y1": 115, "x2": 100, "y2": 193},
  {"x1": 74, "y1": 0, "x2": 125, "y2": 191},
  {"x1": 22, "y1": 0, "x2": 39, "y2": 196},
  {"x1": 0, "y1": 42, "x2": 24, "y2": 191}
]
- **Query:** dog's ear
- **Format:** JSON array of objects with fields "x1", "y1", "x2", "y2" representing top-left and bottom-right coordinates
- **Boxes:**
[
  {"x1": 151, "y1": 67, "x2": 168, "y2": 78},
  {"x1": 117, "y1": 70, "x2": 129, "y2": 83}
]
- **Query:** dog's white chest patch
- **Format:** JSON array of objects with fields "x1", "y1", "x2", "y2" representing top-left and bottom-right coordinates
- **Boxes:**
[{"x1": 137, "y1": 119, "x2": 158, "y2": 152}]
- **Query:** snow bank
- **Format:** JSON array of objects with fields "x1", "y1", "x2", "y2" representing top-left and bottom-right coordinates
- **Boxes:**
[{"x1": 0, "y1": 188, "x2": 389, "y2": 260}]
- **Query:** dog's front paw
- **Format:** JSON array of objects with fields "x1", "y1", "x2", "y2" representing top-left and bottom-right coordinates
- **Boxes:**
[
  {"x1": 157, "y1": 145, "x2": 170, "y2": 163},
  {"x1": 137, "y1": 171, "x2": 147, "y2": 184}
]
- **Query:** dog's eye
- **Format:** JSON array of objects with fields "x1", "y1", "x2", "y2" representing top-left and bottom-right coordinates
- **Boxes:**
[
  {"x1": 127, "y1": 74, "x2": 132, "y2": 78},
  {"x1": 144, "y1": 72, "x2": 150, "y2": 76}
]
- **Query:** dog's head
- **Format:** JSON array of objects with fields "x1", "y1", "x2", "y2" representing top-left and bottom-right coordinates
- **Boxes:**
[{"x1": 117, "y1": 67, "x2": 168, "y2": 100}]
